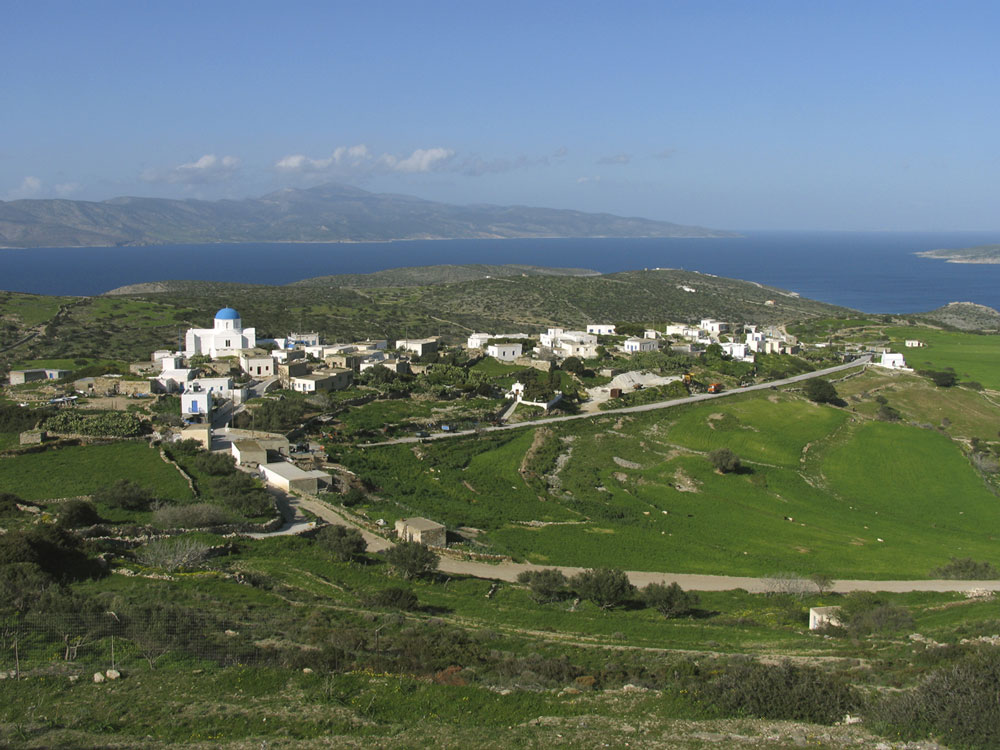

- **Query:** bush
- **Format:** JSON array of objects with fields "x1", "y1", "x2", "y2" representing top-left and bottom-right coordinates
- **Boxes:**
[
  {"x1": 839, "y1": 592, "x2": 913, "y2": 635},
  {"x1": 872, "y1": 647, "x2": 1000, "y2": 749},
  {"x1": 136, "y1": 537, "x2": 211, "y2": 572},
  {"x1": 365, "y1": 587, "x2": 419, "y2": 611},
  {"x1": 919, "y1": 370, "x2": 957, "y2": 388},
  {"x1": 152, "y1": 503, "x2": 233, "y2": 529},
  {"x1": 876, "y1": 404, "x2": 902, "y2": 422},
  {"x1": 316, "y1": 524, "x2": 367, "y2": 562},
  {"x1": 930, "y1": 557, "x2": 1000, "y2": 580},
  {"x1": 58, "y1": 500, "x2": 101, "y2": 528},
  {"x1": 571, "y1": 568, "x2": 635, "y2": 610},
  {"x1": 92, "y1": 479, "x2": 154, "y2": 511},
  {"x1": 804, "y1": 378, "x2": 839, "y2": 404},
  {"x1": 384, "y1": 541, "x2": 438, "y2": 580},
  {"x1": 698, "y1": 659, "x2": 858, "y2": 724},
  {"x1": 0, "y1": 492, "x2": 25, "y2": 516},
  {"x1": 517, "y1": 568, "x2": 569, "y2": 603},
  {"x1": 707, "y1": 448, "x2": 742, "y2": 473},
  {"x1": 641, "y1": 582, "x2": 699, "y2": 617}
]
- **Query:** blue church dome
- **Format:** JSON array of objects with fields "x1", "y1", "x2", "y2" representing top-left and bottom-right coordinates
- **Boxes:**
[{"x1": 215, "y1": 307, "x2": 240, "y2": 320}]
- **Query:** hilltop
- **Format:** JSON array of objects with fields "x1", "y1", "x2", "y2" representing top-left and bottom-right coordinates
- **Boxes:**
[
  {"x1": 0, "y1": 183, "x2": 736, "y2": 249},
  {"x1": 919, "y1": 301, "x2": 1000, "y2": 331}
]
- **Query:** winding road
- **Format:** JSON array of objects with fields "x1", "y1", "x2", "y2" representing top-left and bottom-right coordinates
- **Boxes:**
[{"x1": 359, "y1": 354, "x2": 873, "y2": 447}]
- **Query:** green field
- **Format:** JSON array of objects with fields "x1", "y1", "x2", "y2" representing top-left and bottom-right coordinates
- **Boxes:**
[
  {"x1": 0, "y1": 441, "x2": 194, "y2": 501},
  {"x1": 346, "y1": 387, "x2": 1000, "y2": 578},
  {"x1": 887, "y1": 327, "x2": 1000, "y2": 389}
]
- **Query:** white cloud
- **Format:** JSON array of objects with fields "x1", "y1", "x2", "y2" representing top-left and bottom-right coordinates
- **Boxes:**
[
  {"x1": 276, "y1": 144, "x2": 454, "y2": 176},
  {"x1": 55, "y1": 182, "x2": 81, "y2": 196},
  {"x1": 275, "y1": 144, "x2": 372, "y2": 173},
  {"x1": 6, "y1": 175, "x2": 43, "y2": 199},
  {"x1": 142, "y1": 154, "x2": 242, "y2": 184},
  {"x1": 597, "y1": 153, "x2": 631, "y2": 165}
]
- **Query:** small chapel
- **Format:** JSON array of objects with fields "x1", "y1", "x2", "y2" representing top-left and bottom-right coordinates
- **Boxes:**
[{"x1": 184, "y1": 307, "x2": 257, "y2": 359}]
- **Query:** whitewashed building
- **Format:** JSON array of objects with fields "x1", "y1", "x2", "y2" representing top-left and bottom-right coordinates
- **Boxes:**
[
  {"x1": 622, "y1": 337, "x2": 658, "y2": 353},
  {"x1": 877, "y1": 352, "x2": 909, "y2": 370},
  {"x1": 181, "y1": 389, "x2": 212, "y2": 419},
  {"x1": 487, "y1": 342, "x2": 523, "y2": 361},
  {"x1": 587, "y1": 324, "x2": 616, "y2": 335},
  {"x1": 184, "y1": 308, "x2": 257, "y2": 359},
  {"x1": 467, "y1": 333, "x2": 493, "y2": 349}
]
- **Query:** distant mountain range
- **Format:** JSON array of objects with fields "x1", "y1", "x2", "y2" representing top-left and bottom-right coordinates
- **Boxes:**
[{"x1": 0, "y1": 183, "x2": 736, "y2": 248}]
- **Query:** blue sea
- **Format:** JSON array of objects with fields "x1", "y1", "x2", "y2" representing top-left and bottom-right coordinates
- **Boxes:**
[{"x1": 3, "y1": 231, "x2": 1000, "y2": 314}]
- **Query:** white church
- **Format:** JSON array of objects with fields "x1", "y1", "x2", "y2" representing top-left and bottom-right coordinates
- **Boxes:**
[{"x1": 184, "y1": 307, "x2": 257, "y2": 359}]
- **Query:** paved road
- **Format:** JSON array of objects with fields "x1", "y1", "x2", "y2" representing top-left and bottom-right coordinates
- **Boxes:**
[{"x1": 360, "y1": 355, "x2": 873, "y2": 447}]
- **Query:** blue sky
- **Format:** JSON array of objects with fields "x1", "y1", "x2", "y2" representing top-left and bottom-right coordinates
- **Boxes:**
[{"x1": 3, "y1": 1, "x2": 998, "y2": 230}]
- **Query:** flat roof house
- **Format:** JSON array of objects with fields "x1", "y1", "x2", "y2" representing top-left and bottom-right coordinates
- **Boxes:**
[
  {"x1": 260, "y1": 461, "x2": 331, "y2": 494},
  {"x1": 394, "y1": 517, "x2": 446, "y2": 547},
  {"x1": 395, "y1": 337, "x2": 440, "y2": 357}
]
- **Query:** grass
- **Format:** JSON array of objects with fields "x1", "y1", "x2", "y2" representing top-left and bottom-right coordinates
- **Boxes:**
[
  {"x1": 0, "y1": 441, "x2": 194, "y2": 501},
  {"x1": 886, "y1": 327, "x2": 1000, "y2": 390},
  {"x1": 344, "y1": 384, "x2": 1000, "y2": 577}
]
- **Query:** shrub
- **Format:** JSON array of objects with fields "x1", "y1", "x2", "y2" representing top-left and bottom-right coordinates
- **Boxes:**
[
  {"x1": 384, "y1": 541, "x2": 439, "y2": 580},
  {"x1": 872, "y1": 647, "x2": 1000, "y2": 749},
  {"x1": 0, "y1": 492, "x2": 24, "y2": 516},
  {"x1": 876, "y1": 404, "x2": 902, "y2": 422},
  {"x1": 930, "y1": 557, "x2": 999, "y2": 580},
  {"x1": 152, "y1": 503, "x2": 233, "y2": 529},
  {"x1": 517, "y1": 568, "x2": 569, "y2": 603},
  {"x1": 697, "y1": 659, "x2": 858, "y2": 724},
  {"x1": 136, "y1": 537, "x2": 211, "y2": 572},
  {"x1": 839, "y1": 592, "x2": 913, "y2": 635},
  {"x1": 804, "y1": 378, "x2": 839, "y2": 404},
  {"x1": 571, "y1": 568, "x2": 635, "y2": 610},
  {"x1": 316, "y1": 524, "x2": 367, "y2": 562},
  {"x1": 365, "y1": 587, "x2": 419, "y2": 611},
  {"x1": 58, "y1": 499, "x2": 101, "y2": 528},
  {"x1": 707, "y1": 448, "x2": 742, "y2": 473},
  {"x1": 92, "y1": 479, "x2": 154, "y2": 511},
  {"x1": 641, "y1": 582, "x2": 699, "y2": 617},
  {"x1": 919, "y1": 370, "x2": 957, "y2": 388}
]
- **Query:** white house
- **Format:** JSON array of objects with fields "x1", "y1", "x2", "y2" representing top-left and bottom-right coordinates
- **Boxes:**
[
  {"x1": 700, "y1": 318, "x2": 729, "y2": 335},
  {"x1": 487, "y1": 342, "x2": 523, "y2": 361},
  {"x1": 905, "y1": 339, "x2": 925, "y2": 348},
  {"x1": 720, "y1": 342, "x2": 754, "y2": 362},
  {"x1": 260, "y1": 461, "x2": 331, "y2": 494},
  {"x1": 290, "y1": 369, "x2": 353, "y2": 393},
  {"x1": 184, "y1": 308, "x2": 257, "y2": 359},
  {"x1": 181, "y1": 389, "x2": 212, "y2": 419},
  {"x1": 187, "y1": 376, "x2": 235, "y2": 398},
  {"x1": 809, "y1": 606, "x2": 842, "y2": 631},
  {"x1": 467, "y1": 333, "x2": 493, "y2": 349},
  {"x1": 643, "y1": 329, "x2": 660, "y2": 339},
  {"x1": 155, "y1": 368, "x2": 196, "y2": 393},
  {"x1": 395, "y1": 337, "x2": 440, "y2": 357},
  {"x1": 877, "y1": 352, "x2": 909, "y2": 370},
  {"x1": 240, "y1": 354, "x2": 275, "y2": 378},
  {"x1": 587, "y1": 324, "x2": 616, "y2": 336},
  {"x1": 622, "y1": 337, "x2": 658, "y2": 353},
  {"x1": 539, "y1": 329, "x2": 599, "y2": 358}
]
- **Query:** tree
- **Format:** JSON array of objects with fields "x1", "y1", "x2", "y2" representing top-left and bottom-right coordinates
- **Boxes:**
[
  {"x1": 707, "y1": 448, "x2": 742, "y2": 473},
  {"x1": 809, "y1": 573, "x2": 835, "y2": 594},
  {"x1": 804, "y1": 378, "x2": 839, "y2": 404},
  {"x1": 92, "y1": 479, "x2": 154, "y2": 511},
  {"x1": 384, "y1": 541, "x2": 438, "y2": 580},
  {"x1": 641, "y1": 582, "x2": 699, "y2": 618},
  {"x1": 316, "y1": 524, "x2": 367, "y2": 562},
  {"x1": 58, "y1": 500, "x2": 101, "y2": 528},
  {"x1": 517, "y1": 568, "x2": 569, "y2": 603},
  {"x1": 920, "y1": 370, "x2": 957, "y2": 388},
  {"x1": 571, "y1": 568, "x2": 635, "y2": 610}
]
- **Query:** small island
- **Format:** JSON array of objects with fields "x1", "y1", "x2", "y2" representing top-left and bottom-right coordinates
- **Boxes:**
[{"x1": 916, "y1": 244, "x2": 1000, "y2": 263}]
